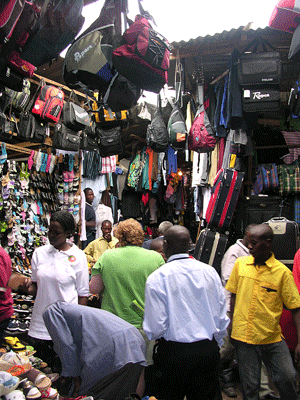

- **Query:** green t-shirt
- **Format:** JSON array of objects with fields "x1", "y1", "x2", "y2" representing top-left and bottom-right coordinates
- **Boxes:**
[{"x1": 92, "y1": 246, "x2": 165, "y2": 328}]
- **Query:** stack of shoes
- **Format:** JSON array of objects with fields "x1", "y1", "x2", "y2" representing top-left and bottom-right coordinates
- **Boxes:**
[{"x1": 6, "y1": 294, "x2": 34, "y2": 336}]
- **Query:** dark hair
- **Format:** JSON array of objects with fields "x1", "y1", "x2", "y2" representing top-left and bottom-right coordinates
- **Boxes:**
[
  {"x1": 50, "y1": 211, "x2": 76, "y2": 235},
  {"x1": 100, "y1": 189, "x2": 112, "y2": 208},
  {"x1": 101, "y1": 220, "x2": 112, "y2": 227},
  {"x1": 84, "y1": 187, "x2": 93, "y2": 195}
]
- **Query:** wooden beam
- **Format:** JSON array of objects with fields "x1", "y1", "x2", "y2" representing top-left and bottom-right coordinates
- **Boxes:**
[
  {"x1": 31, "y1": 74, "x2": 92, "y2": 100},
  {"x1": 1, "y1": 142, "x2": 32, "y2": 155}
]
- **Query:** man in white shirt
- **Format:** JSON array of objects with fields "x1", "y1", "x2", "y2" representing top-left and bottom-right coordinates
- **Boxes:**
[{"x1": 143, "y1": 225, "x2": 229, "y2": 400}]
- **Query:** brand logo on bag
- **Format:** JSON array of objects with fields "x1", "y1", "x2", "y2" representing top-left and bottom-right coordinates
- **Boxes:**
[
  {"x1": 262, "y1": 78, "x2": 274, "y2": 82},
  {"x1": 73, "y1": 45, "x2": 94, "y2": 62},
  {"x1": 252, "y1": 92, "x2": 270, "y2": 100}
]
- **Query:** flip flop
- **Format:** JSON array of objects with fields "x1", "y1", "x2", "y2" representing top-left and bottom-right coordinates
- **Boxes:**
[
  {"x1": 27, "y1": 151, "x2": 35, "y2": 171},
  {"x1": 0, "y1": 143, "x2": 7, "y2": 164},
  {"x1": 19, "y1": 379, "x2": 41, "y2": 400}
]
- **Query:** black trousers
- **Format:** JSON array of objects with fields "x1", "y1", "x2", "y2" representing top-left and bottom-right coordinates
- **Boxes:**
[{"x1": 151, "y1": 338, "x2": 222, "y2": 400}]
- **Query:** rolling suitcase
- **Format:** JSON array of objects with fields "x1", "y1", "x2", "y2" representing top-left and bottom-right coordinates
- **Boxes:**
[
  {"x1": 266, "y1": 217, "x2": 300, "y2": 270},
  {"x1": 194, "y1": 228, "x2": 229, "y2": 276},
  {"x1": 206, "y1": 169, "x2": 245, "y2": 230}
]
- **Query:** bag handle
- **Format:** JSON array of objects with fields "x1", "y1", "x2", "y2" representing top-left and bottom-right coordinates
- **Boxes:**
[{"x1": 242, "y1": 36, "x2": 276, "y2": 54}]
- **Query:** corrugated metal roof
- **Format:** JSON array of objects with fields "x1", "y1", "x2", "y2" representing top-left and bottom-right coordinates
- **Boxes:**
[{"x1": 171, "y1": 26, "x2": 273, "y2": 48}]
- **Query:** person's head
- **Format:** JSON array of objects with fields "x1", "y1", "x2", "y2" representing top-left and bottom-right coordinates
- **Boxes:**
[
  {"x1": 242, "y1": 223, "x2": 257, "y2": 248},
  {"x1": 247, "y1": 224, "x2": 274, "y2": 265},
  {"x1": 101, "y1": 220, "x2": 112, "y2": 237},
  {"x1": 158, "y1": 221, "x2": 173, "y2": 237},
  {"x1": 48, "y1": 211, "x2": 76, "y2": 250},
  {"x1": 100, "y1": 189, "x2": 112, "y2": 208},
  {"x1": 163, "y1": 225, "x2": 191, "y2": 259},
  {"x1": 150, "y1": 237, "x2": 166, "y2": 261},
  {"x1": 114, "y1": 218, "x2": 144, "y2": 247},
  {"x1": 84, "y1": 188, "x2": 94, "y2": 205}
]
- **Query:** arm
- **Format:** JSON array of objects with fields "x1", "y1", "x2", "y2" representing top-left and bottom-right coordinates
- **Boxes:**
[
  {"x1": 19, "y1": 279, "x2": 37, "y2": 296},
  {"x1": 89, "y1": 274, "x2": 105, "y2": 294},
  {"x1": 83, "y1": 243, "x2": 95, "y2": 265},
  {"x1": 143, "y1": 280, "x2": 167, "y2": 340},
  {"x1": 228, "y1": 293, "x2": 236, "y2": 338},
  {"x1": 78, "y1": 296, "x2": 88, "y2": 306},
  {"x1": 291, "y1": 307, "x2": 300, "y2": 367},
  {"x1": 86, "y1": 220, "x2": 96, "y2": 228}
]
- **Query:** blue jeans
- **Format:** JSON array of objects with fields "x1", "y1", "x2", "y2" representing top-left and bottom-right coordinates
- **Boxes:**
[{"x1": 234, "y1": 339, "x2": 297, "y2": 400}]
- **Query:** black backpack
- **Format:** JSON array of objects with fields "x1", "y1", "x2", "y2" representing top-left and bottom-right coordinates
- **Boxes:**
[
  {"x1": 146, "y1": 94, "x2": 169, "y2": 152},
  {"x1": 103, "y1": 72, "x2": 143, "y2": 113},
  {"x1": 21, "y1": 0, "x2": 85, "y2": 67}
]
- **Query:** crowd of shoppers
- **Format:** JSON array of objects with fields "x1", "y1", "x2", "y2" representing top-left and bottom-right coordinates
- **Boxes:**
[{"x1": 2, "y1": 210, "x2": 300, "y2": 400}]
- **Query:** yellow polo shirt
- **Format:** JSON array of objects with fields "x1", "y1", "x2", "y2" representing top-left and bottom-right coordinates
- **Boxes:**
[
  {"x1": 226, "y1": 253, "x2": 300, "y2": 345},
  {"x1": 84, "y1": 236, "x2": 119, "y2": 265}
]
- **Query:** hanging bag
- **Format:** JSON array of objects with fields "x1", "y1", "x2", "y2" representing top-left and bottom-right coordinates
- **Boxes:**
[
  {"x1": 167, "y1": 56, "x2": 187, "y2": 149},
  {"x1": 52, "y1": 122, "x2": 80, "y2": 151},
  {"x1": 96, "y1": 125, "x2": 124, "y2": 157},
  {"x1": 237, "y1": 37, "x2": 282, "y2": 86},
  {"x1": 31, "y1": 79, "x2": 64, "y2": 123},
  {"x1": 63, "y1": 91, "x2": 91, "y2": 131},
  {"x1": 188, "y1": 82, "x2": 216, "y2": 153},
  {"x1": 146, "y1": 93, "x2": 169, "y2": 152},
  {"x1": 17, "y1": 79, "x2": 48, "y2": 143},
  {"x1": 112, "y1": 0, "x2": 171, "y2": 93}
]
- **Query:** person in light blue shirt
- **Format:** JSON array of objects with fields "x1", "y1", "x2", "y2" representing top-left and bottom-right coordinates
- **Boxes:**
[{"x1": 143, "y1": 225, "x2": 229, "y2": 400}]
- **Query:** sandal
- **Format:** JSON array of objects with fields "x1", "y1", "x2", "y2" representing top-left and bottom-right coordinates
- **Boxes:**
[
  {"x1": 18, "y1": 379, "x2": 41, "y2": 400},
  {"x1": 3, "y1": 337, "x2": 27, "y2": 352},
  {"x1": 40, "y1": 387, "x2": 58, "y2": 399},
  {"x1": 21, "y1": 369, "x2": 51, "y2": 391}
]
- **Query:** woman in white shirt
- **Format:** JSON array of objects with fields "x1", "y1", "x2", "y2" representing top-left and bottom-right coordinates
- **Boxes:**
[{"x1": 21, "y1": 211, "x2": 90, "y2": 373}]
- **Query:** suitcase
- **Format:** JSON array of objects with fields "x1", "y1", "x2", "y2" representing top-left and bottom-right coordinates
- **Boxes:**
[
  {"x1": 242, "y1": 86, "x2": 281, "y2": 112},
  {"x1": 193, "y1": 228, "x2": 229, "y2": 276},
  {"x1": 205, "y1": 169, "x2": 245, "y2": 230},
  {"x1": 232, "y1": 195, "x2": 294, "y2": 237},
  {"x1": 265, "y1": 217, "x2": 300, "y2": 270}
]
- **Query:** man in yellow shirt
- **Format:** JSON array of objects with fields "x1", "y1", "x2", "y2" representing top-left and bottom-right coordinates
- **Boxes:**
[
  {"x1": 84, "y1": 220, "x2": 118, "y2": 269},
  {"x1": 226, "y1": 224, "x2": 300, "y2": 400}
]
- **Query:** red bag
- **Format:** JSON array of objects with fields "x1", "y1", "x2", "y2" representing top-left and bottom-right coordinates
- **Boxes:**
[
  {"x1": 269, "y1": 0, "x2": 300, "y2": 32},
  {"x1": 112, "y1": 15, "x2": 171, "y2": 93},
  {"x1": 32, "y1": 84, "x2": 64, "y2": 123},
  {"x1": 188, "y1": 107, "x2": 216, "y2": 153},
  {"x1": 8, "y1": 50, "x2": 35, "y2": 77}
]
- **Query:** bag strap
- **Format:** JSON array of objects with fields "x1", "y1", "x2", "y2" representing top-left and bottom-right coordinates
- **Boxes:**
[{"x1": 175, "y1": 50, "x2": 183, "y2": 108}]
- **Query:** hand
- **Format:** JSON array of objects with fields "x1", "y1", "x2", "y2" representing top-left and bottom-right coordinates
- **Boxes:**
[
  {"x1": 19, "y1": 278, "x2": 32, "y2": 291},
  {"x1": 104, "y1": 233, "x2": 112, "y2": 242}
]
